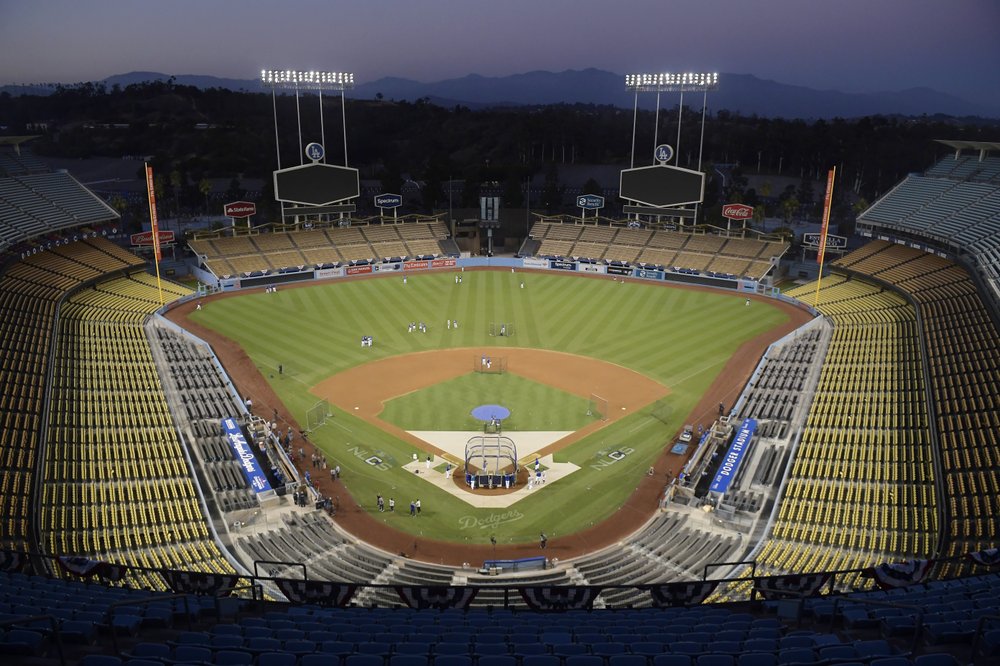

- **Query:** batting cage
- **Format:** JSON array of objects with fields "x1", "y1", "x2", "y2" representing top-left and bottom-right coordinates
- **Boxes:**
[
  {"x1": 465, "y1": 434, "x2": 518, "y2": 489},
  {"x1": 473, "y1": 354, "x2": 507, "y2": 374},
  {"x1": 587, "y1": 393, "x2": 609, "y2": 422},
  {"x1": 490, "y1": 321, "x2": 514, "y2": 337},
  {"x1": 306, "y1": 399, "x2": 333, "y2": 432}
]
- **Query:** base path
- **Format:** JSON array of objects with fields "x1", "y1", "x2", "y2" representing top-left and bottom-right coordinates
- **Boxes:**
[{"x1": 166, "y1": 270, "x2": 813, "y2": 565}]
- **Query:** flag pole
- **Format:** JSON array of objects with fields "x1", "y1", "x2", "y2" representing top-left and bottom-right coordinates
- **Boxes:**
[
  {"x1": 813, "y1": 166, "x2": 836, "y2": 309},
  {"x1": 145, "y1": 163, "x2": 165, "y2": 306}
]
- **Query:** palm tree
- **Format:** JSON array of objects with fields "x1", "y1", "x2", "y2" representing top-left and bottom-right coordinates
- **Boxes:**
[{"x1": 198, "y1": 178, "x2": 212, "y2": 213}]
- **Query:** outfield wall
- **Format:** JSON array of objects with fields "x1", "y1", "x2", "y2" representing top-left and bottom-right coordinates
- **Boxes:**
[{"x1": 181, "y1": 255, "x2": 819, "y2": 317}]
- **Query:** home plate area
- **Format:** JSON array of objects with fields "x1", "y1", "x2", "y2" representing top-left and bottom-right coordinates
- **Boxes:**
[{"x1": 403, "y1": 430, "x2": 580, "y2": 509}]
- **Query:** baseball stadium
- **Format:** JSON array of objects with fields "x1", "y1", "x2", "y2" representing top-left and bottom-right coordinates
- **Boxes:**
[{"x1": 1, "y1": 97, "x2": 1000, "y2": 664}]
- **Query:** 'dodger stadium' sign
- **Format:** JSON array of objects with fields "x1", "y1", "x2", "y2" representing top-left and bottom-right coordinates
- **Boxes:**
[{"x1": 221, "y1": 417, "x2": 273, "y2": 493}]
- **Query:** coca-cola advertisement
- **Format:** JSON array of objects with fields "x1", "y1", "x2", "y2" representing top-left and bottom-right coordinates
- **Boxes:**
[{"x1": 722, "y1": 203, "x2": 754, "y2": 220}]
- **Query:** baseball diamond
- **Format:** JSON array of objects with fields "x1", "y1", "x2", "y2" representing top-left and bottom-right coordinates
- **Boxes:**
[{"x1": 176, "y1": 268, "x2": 806, "y2": 555}]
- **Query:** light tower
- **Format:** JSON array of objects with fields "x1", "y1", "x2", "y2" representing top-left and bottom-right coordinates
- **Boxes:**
[
  {"x1": 259, "y1": 69, "x2": 355, "y2": 168},
  {"x1": 259, "y1": 70, "x2": 358, "y2": 227},
  {"x1": 624, "y1": 72, "x2": 719, "y2": 172}
]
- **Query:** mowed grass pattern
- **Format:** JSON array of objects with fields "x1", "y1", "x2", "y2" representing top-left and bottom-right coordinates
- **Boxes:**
[
  {"x1": 380, "y1": 372, "x2": 596, "y2": 431},
  {"x1": 192, "y1": 270, "x2": 790, "y2": 544}
]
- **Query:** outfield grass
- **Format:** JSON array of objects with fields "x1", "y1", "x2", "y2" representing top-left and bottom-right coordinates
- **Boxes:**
[
  {"x1": 192, "y1": 270, "x2": 790, "y2": 545},
  {"x1": 380, "y1": 372, "x2": 596, "y2": 431}
]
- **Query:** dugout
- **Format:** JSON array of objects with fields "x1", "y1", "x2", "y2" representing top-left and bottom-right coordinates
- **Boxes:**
[{"x1": 481, "y1": 556, "x2": 547, "y2": 574}]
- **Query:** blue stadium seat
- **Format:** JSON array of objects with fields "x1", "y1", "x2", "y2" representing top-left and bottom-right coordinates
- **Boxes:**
[
  {"x1": 913, "y1": 655, "x2": 959, "y2": 666},
  {"x1": 346, "y1": 655, "x2": 389, "y2": 666},
  {"x1": 245, "y1": 636, "x2": 282, "y2": 653},
  {"x1": 127, "y1": 642, "x2": 172, "y2": 660},
  {"x1": 629, "y1": 641, "x2": 666, "y2": 657},
  {"x1": 322, "y1": 640, "x2": 358, "y2": 656},
  {"x1": 776, "y1": 648, "x2": 817, "y2": 665},
  {"x1": 172, "y1": 644, "x2": 212, "y2": 664},
  {"x1": 284, "y1": 638, "x2": 318, "y2": 655},
  {"x1": 79, "y1": 656, "x2": 123, "y2": 666},
  {"x1": 213, "y1": 650, "x2": 253, "y2": 666},
  {"x1": 552, "y1": 643, "x2": 589, "y2": 657},
  {"x1": 435, "y1": 656, "x2": 474, "y2": 666},
  {"x1": 477, "y1": 656, "x2": 517, "y2": 666},
  {"x1": 390, "y1": 655, "x2": 429, "y2": 666},
  {"x1": 852, "y1": 639, "x2": 894, "y2": 661},
  {"x1": 434, "y1": 642, "x2": 470, "y2": 656},
  {"x1": 869, "y1": 658, "x2": 912, "y2": 666},
  {"x1": 394, "y1": 641, "x2": 434, "y2": 656},
  {"x1": 653, "y1": 655, "x2": 693, "y2": 666},
  {"x1": 257, "y1": 653, "x2": 298, "y2": 666},
  {"x1": 671, "y1": 642, "x2": 703, "y2": 656},
  {"x1": 737, "y1": 653, "x2": 776, "y2": 666},
  {"x1": 521, "y1": 656, "x2": 561, "y2": 666},
  {"x1": 698, "y1": 656, "x2": 735, "y2": 666},
  {"x1": 564, "y1": 656, "x2": 604, "y2": 666},
  {"x1": 2, "y1": 628, "x2": 47, "y2": 656},
  {"x1": 593, "y1": 642, "x2": 628, "y2": 656},
  {"x1": 302, "y1": 655, "x2": 335, "y2": 666}
]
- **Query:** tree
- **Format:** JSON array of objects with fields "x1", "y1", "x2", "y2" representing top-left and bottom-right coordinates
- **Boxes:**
[
  {"x1": 581, "y1": 177, "x2": 602, "y2": 196},
  {"x1": 782, "y1": 196, "x2": 800, "y2": 225},
  {"x1": 796, "y1": 177, "x2": 815, "y2": 215},
  {"x1": 169, "y1": 170, "x2": 184, "y2": 215},
  {"x1": 198, "y1": 178, "x2": 212, "y2": 212}
]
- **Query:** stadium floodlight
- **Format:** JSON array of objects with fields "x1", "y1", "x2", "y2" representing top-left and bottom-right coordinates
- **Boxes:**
[
  {"x1": 261, "y1": 67, "x2": 356, "y2": 180},
  {"x1": 624, "y1": 71, "x2": 719, "y2": 226},
  {"x1": 260, "y1": 69, "x2": 355, "y2": 90},
  {"x1": 624, "y1": 72, "x2": 719, "y2": 92}
]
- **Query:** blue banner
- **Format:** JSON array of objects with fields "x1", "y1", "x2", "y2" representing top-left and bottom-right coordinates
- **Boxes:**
[
  {"x1": 551, "y1": 260, "x2": 577, "y2": 271},
  {"x1": 709, "y1": 418, "x2": 756, "y2": 494},
  {"x1": 633, "y1": 268, "x2": 664, "y2": 280},
  {"x1": 222, "y1": 417, "x2": 273, "y2": 493}
]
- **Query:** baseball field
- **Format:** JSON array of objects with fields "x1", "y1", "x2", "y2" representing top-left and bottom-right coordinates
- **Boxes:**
[{"x1": 185, "y1": 269, "x2": 795, "y2": 552}]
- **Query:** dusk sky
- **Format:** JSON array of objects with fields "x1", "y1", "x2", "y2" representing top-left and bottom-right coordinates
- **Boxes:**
[{"x1": 2, "y1": 0, "x2": 999, "y2": 107}]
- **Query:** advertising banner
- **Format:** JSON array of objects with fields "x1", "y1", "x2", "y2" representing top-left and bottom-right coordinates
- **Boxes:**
[
  {"x1": 551, "y1": 260, "x2": 577, "y2": 271},
  {"x1": 404, "y1": 260, "x2": 431, "y2": 271},
  {"x1": 633, "y1": 268, "x2": 664, "y2": 280},
  {"x1": 431, "y1": 258, "x2": 457, "y2": 269},
  {"x1": 221, "y1": 417, "x2": 273, "y2": 493},
  {"x1": 709, "y1": 418, "x2": 757, "y2": 494},
  {"x1": 130, "y1": 230, "x2": 175, "y2": 247},
  {"x1": 606, "y1": 265, "x2": 631, "y2": 276},
  {"x1": 577, "y1": 263, "x2": 606, "y2": 274},
  {"x1": 315, "y1": 267, "x2": 345, "y2": 279},
  {"x1": 522, "y1": 257, "x2": 549, "y2": 269},
  {"x1": 346, "y1": 265, "x2": 373, "y2": 276}
]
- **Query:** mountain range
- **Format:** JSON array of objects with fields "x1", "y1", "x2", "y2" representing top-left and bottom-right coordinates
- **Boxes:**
[{"x1": 4, "y1": 68, "x2": 997, "y2": 119}]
